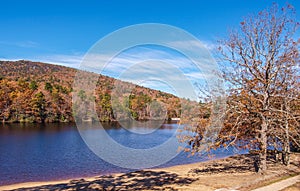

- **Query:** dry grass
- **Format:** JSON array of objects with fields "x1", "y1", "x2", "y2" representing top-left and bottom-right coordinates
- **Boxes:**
[{"x1": 280, "y1": 182, "x2": 300, "y2": 191}]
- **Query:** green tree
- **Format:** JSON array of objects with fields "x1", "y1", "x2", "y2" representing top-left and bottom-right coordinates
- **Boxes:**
[
  {"x1": 29, "y1": 81, "x2": 38, "y2": 90},
  {"x1": 78, "y1": 89, "x2": 87, "y2": 101},
  {"x1": 31, "y1": 92, "x2": 47, "y2": 122},
  {"x1": 45, "y1": 82, "x2": 53, "y2": 92}
]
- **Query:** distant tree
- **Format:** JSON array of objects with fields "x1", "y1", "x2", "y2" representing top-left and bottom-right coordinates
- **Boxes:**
[
  {"x1": 149, "y1": 100, "x2": 166, "y2": 119},
  {"x1": 0, "y1": 79, "x2": 12, "y2": 122},
  {"x1": 78, "y1": 89, "x2": 87, "y2": 101},
  {"x1": 98, "y1": 93, "x2": 113, "y2": 121},
  {"x1": 270, "y1": 59, "x2": 300, "y2": 165},
  {"x1": 31, "y1": 92, "x2": 47, "y2": 122},
  {"x1": 29, "y1": 80, "x2": 38, "y2": 90},
  {"x1": 44, "y1": 82, "x2": 53, "y2": 92},
  {"x1": 17, "y1": 78, "x2": 28, "y2": 90}
]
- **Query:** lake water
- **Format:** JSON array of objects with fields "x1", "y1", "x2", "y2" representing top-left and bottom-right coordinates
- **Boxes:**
[{"x1": 0, "y1": 122, "x2": 238, "y2": 185}]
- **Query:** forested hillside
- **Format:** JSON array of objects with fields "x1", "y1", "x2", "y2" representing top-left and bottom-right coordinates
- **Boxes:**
[{"x1": 0, "y1": 60, "x2": 190, "y2": 123}]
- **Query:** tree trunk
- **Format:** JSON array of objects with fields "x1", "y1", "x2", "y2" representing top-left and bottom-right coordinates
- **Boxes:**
[
  {"x1": 275, "y1": 150, "x2": 279, "y2": 163},
  {"x1": 283, "y1": 124, "x2": 290, "y2": 166},
  {"x1": 258, "y1": 121, "x2": 268, "y2": 173},
  {"x1": 283, "y1": 100, "x2": 291, "y2": 166}
]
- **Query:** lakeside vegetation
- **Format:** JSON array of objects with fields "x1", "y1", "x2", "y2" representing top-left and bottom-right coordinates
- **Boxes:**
[{"x1": 0, "y1": 60, "x2": 194, "y2": 123}]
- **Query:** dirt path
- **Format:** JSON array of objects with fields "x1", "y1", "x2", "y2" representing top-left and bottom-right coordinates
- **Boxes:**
[{"x1": 251, "y1": 175, "x2": 300, "y2": 191}]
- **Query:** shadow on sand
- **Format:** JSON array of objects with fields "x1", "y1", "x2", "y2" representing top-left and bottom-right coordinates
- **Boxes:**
[{"x1": 11, "y1": 170, "x2": 196, "y2": 191}]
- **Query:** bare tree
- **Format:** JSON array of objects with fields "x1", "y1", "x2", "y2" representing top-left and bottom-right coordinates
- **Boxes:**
[
  {"x1": 270, "y1": 58, "x2": 300, "y2": 165},
  {"x1": 218, "y1": 3, "x2": 299, "y2": 173}
]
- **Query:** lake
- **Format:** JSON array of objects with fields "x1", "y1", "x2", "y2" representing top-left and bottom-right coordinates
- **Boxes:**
[{"x1": 0, "y1": 122, "x2": 238, "y2": 185}]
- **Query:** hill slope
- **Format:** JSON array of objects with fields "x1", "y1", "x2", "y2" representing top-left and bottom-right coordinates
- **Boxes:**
[{"x1": 0, "y1": 60, "x2": 184, "y2": 123}]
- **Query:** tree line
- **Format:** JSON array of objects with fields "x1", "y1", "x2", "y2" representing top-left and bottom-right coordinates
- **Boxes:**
[{"x1": 0, "y1": 60, "x2": 188, "y2": 123}]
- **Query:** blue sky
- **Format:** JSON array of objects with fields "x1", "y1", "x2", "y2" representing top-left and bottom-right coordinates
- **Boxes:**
[
  {"x1": 1, "y1": 0, "x2": 299, "y2": 64},
  {"x1": 1, "y1": 0, "x2": 299, "y2": 99}
]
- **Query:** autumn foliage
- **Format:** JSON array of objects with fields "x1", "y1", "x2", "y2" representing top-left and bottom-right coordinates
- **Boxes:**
[
  {"x1": 179, "y1": 3, "x2": 300, "y2": 173},
  {"x1": 0, "y1": 60, "x2": 187, "y2": 123}
]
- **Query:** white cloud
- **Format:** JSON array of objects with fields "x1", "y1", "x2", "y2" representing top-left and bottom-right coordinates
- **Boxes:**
[
  {"x1": 0, "y1": 54, "x2": 83, "y2": 69},
  {"x1": 37, "y1": 54, "x2": 83, "y2": 68},
  {"x1": 0, "y1": 42, "x2": 223, "y2": 101},
  {"x1": 0, "y1": 40, "x2": 39, "y2": 48},
  {"x1": 78, "y1": 46, "x2": 212, "y2": 101},
  {"x1": 16, "y1": 41, "x2": 39, "y2": 48}
]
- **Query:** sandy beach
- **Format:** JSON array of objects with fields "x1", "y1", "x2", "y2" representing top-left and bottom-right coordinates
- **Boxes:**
[{"x1": 0, "y1": 153, "x2": 299, "y2": 191}]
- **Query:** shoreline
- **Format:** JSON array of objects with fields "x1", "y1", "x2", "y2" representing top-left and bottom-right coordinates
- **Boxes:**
[
  {"x1": 0, "y1": 172, "x2": 121, "y2": 190},
  {"x1": 0, "y1": 157, "x2": 224, "y2": 190},
  {"x1": 1, "y1": 153, "x2": 299, "y2": 191}
]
